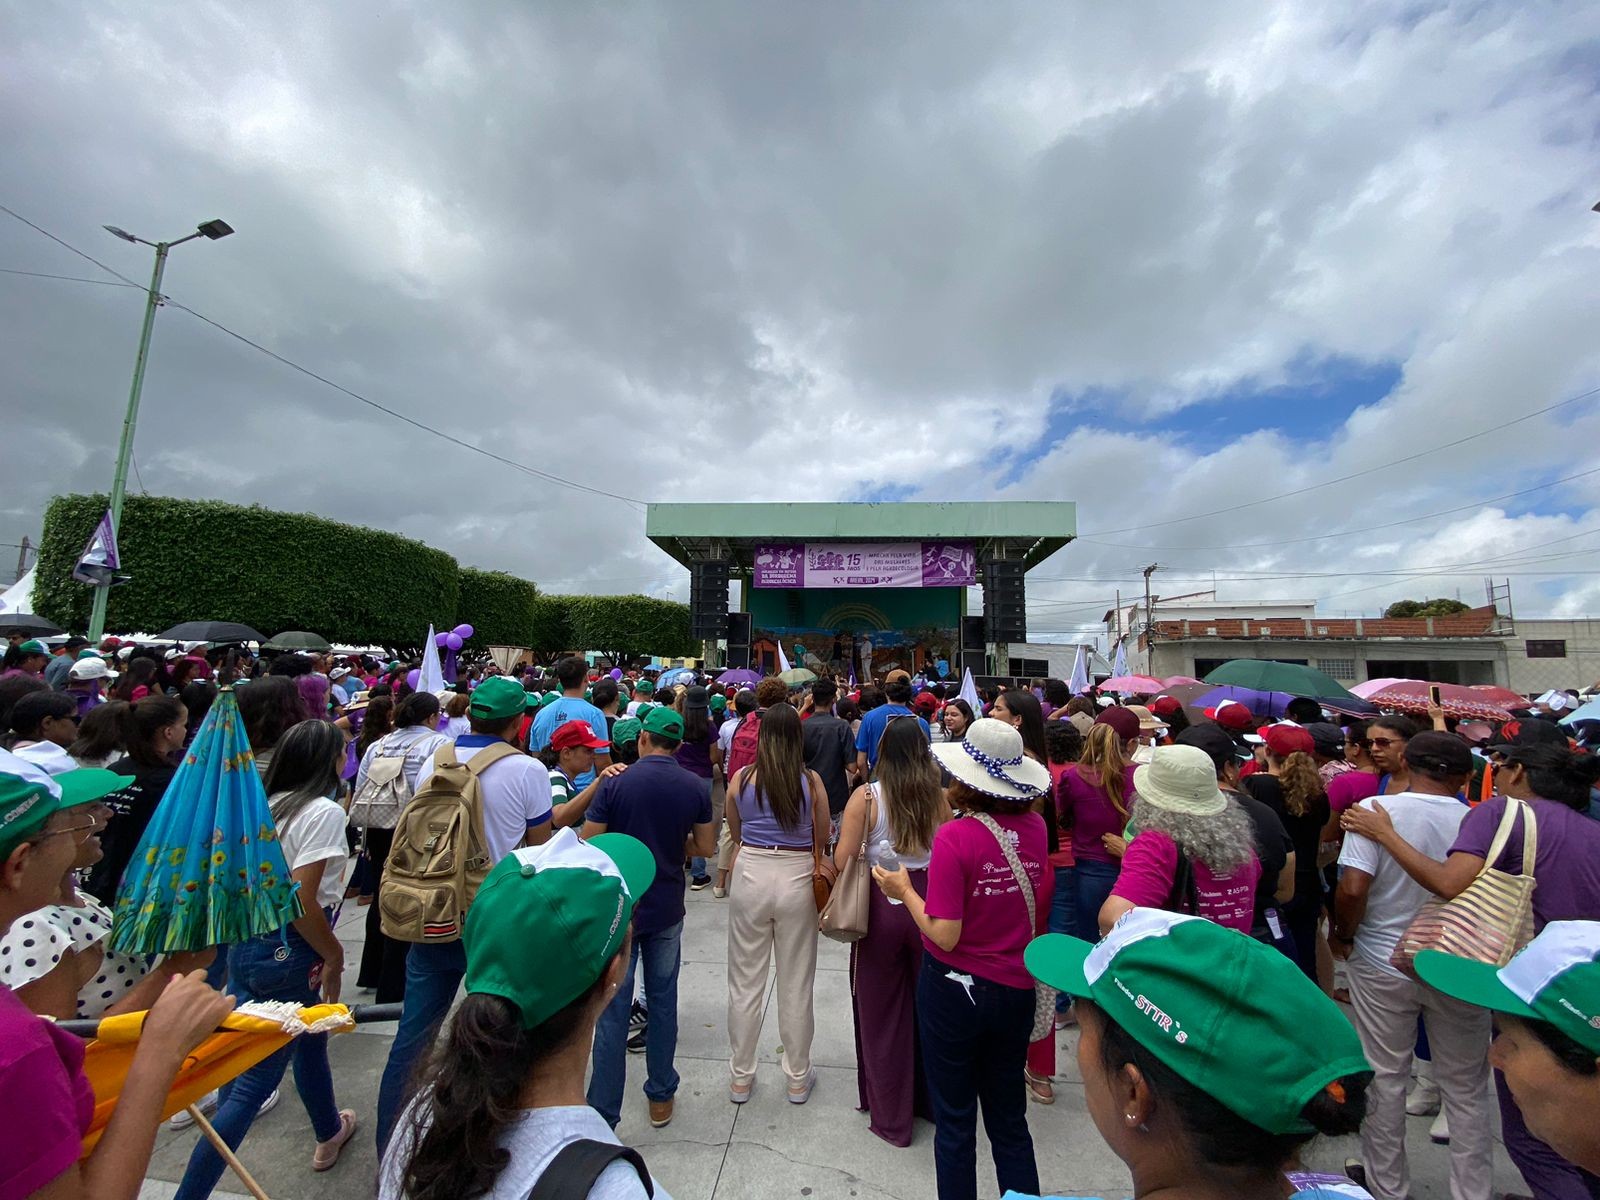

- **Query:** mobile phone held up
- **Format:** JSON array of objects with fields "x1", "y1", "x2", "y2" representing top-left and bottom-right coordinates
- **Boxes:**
[{"x1": 1428, "y1": 684, "x2": 1442, "y2": 707}]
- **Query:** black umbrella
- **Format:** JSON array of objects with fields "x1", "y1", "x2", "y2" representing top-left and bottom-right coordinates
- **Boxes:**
[
  {"x1": 155, "y1": 620, "x2": 265, "y2": 643},
  {"x1": 262, "y1": 630, "x2": 331, "y2": 652},
  {"x1": 0, "y1": 612, "x2": 65, "y2": 637}
]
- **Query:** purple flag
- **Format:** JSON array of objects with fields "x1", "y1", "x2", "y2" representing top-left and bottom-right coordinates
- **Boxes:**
[{"x1": 72, "y1": 510, "x2": 121, "y2": 585}]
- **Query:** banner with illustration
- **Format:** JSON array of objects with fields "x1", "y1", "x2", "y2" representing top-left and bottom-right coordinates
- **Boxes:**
[{"x1": 753, "y1": 541, "x2": 976, "y2": 588}]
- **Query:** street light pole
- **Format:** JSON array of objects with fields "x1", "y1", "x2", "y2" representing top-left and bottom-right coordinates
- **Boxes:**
[{"x1": 87, "y1": 220, "x2": 233, "y2": 641}]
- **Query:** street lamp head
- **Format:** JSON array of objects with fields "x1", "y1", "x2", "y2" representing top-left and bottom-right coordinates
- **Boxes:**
[
  {"x1": 103, "y1": 225, "x2": 139, "y2": 243},
  {"x1": 196, "y1": 219, "x2": 234, "y2": 240}
]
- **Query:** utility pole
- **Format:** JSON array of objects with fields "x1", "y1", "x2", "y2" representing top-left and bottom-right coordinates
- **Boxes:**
[
  {"x1": 1142, "y1": 563, "x2": 1158, "y2": 675},
  {"x1": 14, "y1": 537, "x2": 29, "y2": 583},
  {"x1": 88, "y1": 219, "x2": 233, "y2": 640}
]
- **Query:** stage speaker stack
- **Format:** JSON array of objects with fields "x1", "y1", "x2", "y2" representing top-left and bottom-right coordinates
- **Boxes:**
[
  {"x1": 983, "y1": 560, "x2": 1027, "y2": 644},
  {"x1": 959, "y1": 614, "x2": 986, "y2": 677},
  {"x1": 725, "y1": 612, "x2": 753, "y2": 669},
  {"x1": 690, "y1": 560, "x2": 730, "y2": 641}
]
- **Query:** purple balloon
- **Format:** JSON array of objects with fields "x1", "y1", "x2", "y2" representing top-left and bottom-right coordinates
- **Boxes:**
[
  {"x1": 435, "y1": 632, "x2": 450, "y2": 647},
  {"x1": 610, "y1": 668, "x2": 623, "y2": 680},
  {"x1": 405, "y1": 669, "x2": 420, "y2": 690},
  {"x1": 445, "y1": 633, "x2": 463, "y2": 651},
  {"x1": 453, "y1": 623, "x2": 474, "y2": 639}
]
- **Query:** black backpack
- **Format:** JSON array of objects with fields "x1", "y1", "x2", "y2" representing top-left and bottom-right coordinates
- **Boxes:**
[{"x1": 526, "y1": 1139, "x2": 653, "y2": 1199}]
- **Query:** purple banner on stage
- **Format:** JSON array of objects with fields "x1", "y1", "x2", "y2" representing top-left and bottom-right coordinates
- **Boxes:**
[{"x1": 753, "y1": 541, "x2": 976, "y2": 588}]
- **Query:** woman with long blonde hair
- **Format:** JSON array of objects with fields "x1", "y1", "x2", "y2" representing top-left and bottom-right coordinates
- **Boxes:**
[
  {"x1": 1055, "y1": 708, "x2": 1139, "y2": 943},
  {"x1": 724, "y1": 701, "x2": 829, "y2": 1105},
  {"x1": 834, "y1": 716, "x2": 951, "y2": 1145}
]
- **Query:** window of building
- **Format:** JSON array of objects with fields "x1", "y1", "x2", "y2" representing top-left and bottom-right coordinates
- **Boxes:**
[
  {"x1": 1317, "y1": 658, "x2": 1356, "y2": 680},
  {"x1": 1525, "y1": 640, "x2": 1566, "y2": 659}
]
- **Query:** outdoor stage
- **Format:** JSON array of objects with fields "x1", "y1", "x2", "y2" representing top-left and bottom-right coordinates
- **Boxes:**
[{"x1": 645, "y1": 501, "x2": 1077, "y2": 678}]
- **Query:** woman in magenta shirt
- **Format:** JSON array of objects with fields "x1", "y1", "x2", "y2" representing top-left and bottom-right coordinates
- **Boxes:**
[
  {"x1": 874, "y1": 718, "x2": 1050, "y2": 1200},
  {"x1": 1100, "y1": 743, "x2": 1262, "y2": 936},
  {"x1": 1056, "y1": 710, "x2": 1140, "y2": 943}
]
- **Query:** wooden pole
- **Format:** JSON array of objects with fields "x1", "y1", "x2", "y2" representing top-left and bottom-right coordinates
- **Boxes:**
[{"x1": 187, "y1": 1105, "x2": 271, "y2": 1200}]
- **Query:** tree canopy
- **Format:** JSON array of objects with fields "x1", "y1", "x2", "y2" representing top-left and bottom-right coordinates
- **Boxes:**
[{"x1": 1383, "y1": 597, "x2": 1472, "y2": 619}]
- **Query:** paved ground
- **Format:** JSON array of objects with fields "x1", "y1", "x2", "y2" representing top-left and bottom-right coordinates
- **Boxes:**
[{"x1": 140, "y1": 886, "x2": 1530, "y2": 1200}]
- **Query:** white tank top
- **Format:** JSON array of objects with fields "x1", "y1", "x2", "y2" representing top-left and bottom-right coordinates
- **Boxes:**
[{"x1": 864, "y1": 783, "x2": 933, "y2": 871}]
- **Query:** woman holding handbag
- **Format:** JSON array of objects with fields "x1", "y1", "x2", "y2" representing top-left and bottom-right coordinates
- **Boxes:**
[
  {"x1": 833, "y1": 716, "x2": 950, "y2": 1147},
  {"x1": 725, "y1": 701, "x2": 829, "y2": 1106},
  {"x1": 1341, "y1": 736, "x2": 1600, "y2": 1200},
  {"x1": 873, "y1": 717, "x2": 1049, "y2": 1200}
]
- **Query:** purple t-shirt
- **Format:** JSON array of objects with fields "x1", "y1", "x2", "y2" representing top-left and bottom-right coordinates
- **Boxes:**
[
  {"x1": 0, "y1": 984, "x2": 95, "y2": 1200},
  {"x1": 1111, "y1": 829, "x2": 1261, "y2": 934},
  {"x1": 1056, "y1": 764, "x2": 1138, "y2": 865},
  {"x1": 1450, "y1": 796, "x2": 1600, "y2": 931},
  {"x1": 1328, "y1": 770, "x2": 1380, "y2": 814},
  {"x1": 922, "y1": 812, "x2": 1049, "y2": 989},
  {"x1": 673, "y1": 728, "x2": 717, "y2": 779}
]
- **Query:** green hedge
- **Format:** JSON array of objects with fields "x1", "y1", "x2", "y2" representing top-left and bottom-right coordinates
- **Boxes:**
[
  {"x1": 528, "y1": 593, "x2": 575, "y2": 655},
  {"x1": 565, "y1": 594, "x2": 696, "y2": 663},
  {"x1": 35, "y1": 494, "x2": 460, "y2": 646},
  {"x1": 457, "y1": 568, "x2": 540, "y2": 650}
]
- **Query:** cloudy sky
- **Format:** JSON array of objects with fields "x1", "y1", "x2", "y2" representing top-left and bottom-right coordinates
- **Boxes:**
[{"x1": 3, "y1": 2, "x2": 1598, "y2": 644}]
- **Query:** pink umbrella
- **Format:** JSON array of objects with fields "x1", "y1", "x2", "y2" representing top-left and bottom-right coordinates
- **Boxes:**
[
  {"x1": 1349, "y1": 677, "x2": 1418, "y2": 699},
  {"x1": 1366, "y1": 680, "x2": 1513, "y2": 722},
  {"x1": 1099, "y1": 674, "x2": 1165, "y2": 695},
  {"x1": 1163, "y1": 675, "x2": 1203, "y2": 686},
  {"x1": 1465, "y1": 684, "x2": 1529, "y2": 708}
]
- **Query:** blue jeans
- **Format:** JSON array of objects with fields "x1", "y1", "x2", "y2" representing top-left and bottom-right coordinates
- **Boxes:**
[
  {"x1": 174, "y1": 927, "x2": 340, "y2": 1200},
  {"x1": 1073, "y1": 858, "x2": 1120, "y2": 943},
  {"x1": 587, "y1": 921, "x2": 683, "y2": 1128},
  {"x1": 1048, "y1": 866, "x2": 1076, "y2": 1012},
  {"x1": 375, "y1": 940, "x2": 466, "y2": 1156},
  {"x1": 917, "y1": 954, "x2": 1039, "y2": 1200}
]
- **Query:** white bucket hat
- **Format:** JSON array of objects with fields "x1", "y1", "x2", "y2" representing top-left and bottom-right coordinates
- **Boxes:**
[
  {"x1": 1131, "y1": 744, "x2": 1229, "y2": 817},
  {"x1": 931, "y1": 717, "x2": 1050, "y2": 801}
]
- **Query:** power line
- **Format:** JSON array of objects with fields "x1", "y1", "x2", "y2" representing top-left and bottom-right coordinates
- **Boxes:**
[
  {"x1": 0, "y1": 206, "x2": 648, "y2": 512},
  {"x1": 0, "y1": 267, "x2": 142, "y2": 289}
]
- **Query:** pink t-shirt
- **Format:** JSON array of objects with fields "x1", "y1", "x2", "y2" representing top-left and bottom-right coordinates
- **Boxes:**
[
  {"x1": 922, "y1": 811, "x2": 1049, "y2": 989},
  {"x1": 1328, "y1": 770, "x2": 1380, "y2": 813},
  {"x1": 0, "y1": 984, "x2": 95, "y2": 1200},
  {"x1": 1056, "y1": 764, "x2": 1138, "y2": 865},
  {"x1": 1110, "y1": 828, "x2": 1260, "y2": 934}
]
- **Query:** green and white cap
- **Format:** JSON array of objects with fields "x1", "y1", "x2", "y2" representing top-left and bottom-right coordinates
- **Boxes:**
[
  {"x1": 464, "y1": 827, "x2": 656, "y2": 1029},
  {"x1": 0, "y1": 748, "x2": 123, "y2": 858},
  {"x1": 1417, "y1": 922, "x2": 1600, "y2": 1055},
  {"x1": 1026, "y1": 909, "x2": 1369, "y2": 1134}
]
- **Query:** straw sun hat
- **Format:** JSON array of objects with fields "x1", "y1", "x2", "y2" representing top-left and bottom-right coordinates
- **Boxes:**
[{"x1": 931, "y1": 717, "x2": 1050, "y2": 801}]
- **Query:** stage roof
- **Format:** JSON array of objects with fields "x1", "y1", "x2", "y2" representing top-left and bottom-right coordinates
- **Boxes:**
[{"x1": 646, "y1": 501, "x2": 1076, "y2": 572}]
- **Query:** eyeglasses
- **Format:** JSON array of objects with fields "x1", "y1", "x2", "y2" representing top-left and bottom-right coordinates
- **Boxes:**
[
  {"x1": 33, "y1": 817, "x2": 102, "y2": 843},
  {"x1": 1367, "y1": 736, "x2": 1404, "y2": 749}
]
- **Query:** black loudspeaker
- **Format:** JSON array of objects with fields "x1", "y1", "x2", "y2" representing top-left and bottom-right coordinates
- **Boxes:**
[
  {"x1": 725, "y1": 611, "x2": 752, "y2": 669},
  {"x1": 983, "y1": 560, "x2": 1027, "y2": 643},
  {"x1": 960, "y1": 648, "x2": 986, "y2": 676},
  {"x1": 689, "y1": 560, "x2": 730, "y2": 640},
  {"x1": 961, "y1": 615, "x2": 986, "y2": 653}
]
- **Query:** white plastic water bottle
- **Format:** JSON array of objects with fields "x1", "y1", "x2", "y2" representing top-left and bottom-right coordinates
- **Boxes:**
[{"x1": 878, "y1": 839, "x2": 904, "y2": 905}]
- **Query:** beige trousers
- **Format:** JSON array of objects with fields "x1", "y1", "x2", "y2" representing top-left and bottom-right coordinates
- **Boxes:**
[
  {"x1": 1346, "y1": 955, "x2": 1494, "y2": 1200},
  {"x1": 727, "y1": 847, "x2": 819, "y2": 1088},
  {"x1": 712, "y1": 775, "x2": 735, "y2": 872}
]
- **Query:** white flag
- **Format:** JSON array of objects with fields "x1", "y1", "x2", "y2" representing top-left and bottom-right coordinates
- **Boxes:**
[
  {"x1": 1113, "y1": 638, "x2": 1128, "y2": 678},
  {"x1": 777, "y1": 641, "x2": 791, "y2": 673},
  {"x1": 1068, "y1": 645, "x2": 1089, "y2": 695},
  {"x1": 72, "y1": 509, "x2": 121, "y2": 585},
  {"x1": 958, "y1": 668, "x2": 982, "y2": 711},
  {"x1": 417, "y1": 624, "x2": 445, "y2": 695}
]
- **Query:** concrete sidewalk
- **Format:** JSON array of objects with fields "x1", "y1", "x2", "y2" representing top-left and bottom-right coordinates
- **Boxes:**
[{"x1": 141, "y1": 887, "x2": 1529, "y2": 1200}]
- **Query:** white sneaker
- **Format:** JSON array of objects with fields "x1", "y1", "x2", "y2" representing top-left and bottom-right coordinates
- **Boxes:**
[
  {"x1": 1430, "y1": 1109, "x2": 1450, "y2": 1144},
  {"x1": 257, "y1": 1088, "x2": 281, "y2": 1117},
  {"x1": 169, "y1": 1091, "x2": 220, "y2": 1130},
  {"x1": 1406, "y1": 1079, "x2": 1441, "y2": 1116}
]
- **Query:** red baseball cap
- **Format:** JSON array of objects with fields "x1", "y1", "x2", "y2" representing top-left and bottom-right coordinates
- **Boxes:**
[
  {"x1": 1094, "y1": 706, "x2": 1141, "y2": 741},
  {"x1": 550, "y1": 719, "x2": 611, "y2": 751},
  {"x1": 1149, "y1": 695, "x2": 1183, "y2": 718},
  {"x1": 1261, "y1": 724, "x2": 1316, "y2": 757},
  {"x1": 913, "y1": 691, "x2": 939, "y2": 713},
  {"x1": 1202, "y1": 700, "x2": 1256, "y2": 733}
]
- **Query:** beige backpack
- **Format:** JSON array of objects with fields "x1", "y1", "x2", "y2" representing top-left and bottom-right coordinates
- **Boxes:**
[{"x1": 379, "y1": 741, "x2": 520, "y2": 943}]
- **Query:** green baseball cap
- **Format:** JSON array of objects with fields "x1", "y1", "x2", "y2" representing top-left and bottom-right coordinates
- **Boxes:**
[
  {"x1": 538, "y1": 690, "x2": 561, "y2": 709},
  {"x1": 469, "y1": 676, "x2": 527, "y2": 721},
  {"x1": 1027, "y1": 909, "x2": 1369, "y2": 1134},
  {"x1": 641, "y1": 706, "x2": 684, "y2": 740},
  {"x1": 611, "y1": 716, "x2": 642, "y2": 746},
  {"x1": 465, "y1": 828, "x2": 655, "y2": 1028},
  {"x1": 1417, "y1": 922, "x2": 1600, "y2": 1055},
  {"x1": 634, "y1": 680, "x2": 654, "y2": 696},
  {"x1": 710, "y1": 693, "x2": 727, "y2": 712},
  {"x1": 0, "y1": 757, "x2": 123, "y2": 858},
  {"x1": 635, "y1": 702, "x2": 655, "y2": 721},
  {"x1": 15, "y1": 639, "x2": 49, "y2": 657},
  {"x1": 76, "y1": 647, "x2": 103, "y2": 661}
]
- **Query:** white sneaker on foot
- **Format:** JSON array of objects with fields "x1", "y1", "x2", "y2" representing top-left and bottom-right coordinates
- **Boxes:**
[
  {"x1": 1430, "y1": 1109, "x2": 1450, "y2": 1144},
  {"x1": 1406, "y1": 1079, "x2": 1441, "y2": 1116},
  {"x1": 169, "y1": 1091, "x2": 220, "y2": 1130}
]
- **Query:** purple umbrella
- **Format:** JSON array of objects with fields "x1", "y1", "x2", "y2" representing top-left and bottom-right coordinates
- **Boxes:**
[
  {"x1": 1192, "y1": 684, "x2": 1376, "y2": 720},
  {"x1": 715, "y1": 667, "x2": 763, "y2": 687}
]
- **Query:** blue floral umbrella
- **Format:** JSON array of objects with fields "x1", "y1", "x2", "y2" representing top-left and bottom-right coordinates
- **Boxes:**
[{"x1": 110, "y1": 688, "x2": 302, "y2": 954}]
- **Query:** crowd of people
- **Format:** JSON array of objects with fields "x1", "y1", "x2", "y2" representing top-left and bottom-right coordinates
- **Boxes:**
[{"x1": 1, "y1": 629, "x2": 1598, "y2": 1200}]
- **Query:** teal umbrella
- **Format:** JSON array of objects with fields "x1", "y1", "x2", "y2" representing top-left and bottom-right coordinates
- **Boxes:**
[
  {"x1": 263, "y1": 630, "x2": 331, "y2": 652},
  {"x1": 109, "y1": 688, "x2": 302, "y2": 954},
  {"x1": 1201, "y1": 660, "x2": 1360, "y2": 704}
]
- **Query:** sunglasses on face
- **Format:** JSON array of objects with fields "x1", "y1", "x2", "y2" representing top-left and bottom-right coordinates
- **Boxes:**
[{"x1": 1367, "y1": 736, "x2": 1404, "y2": 749}]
